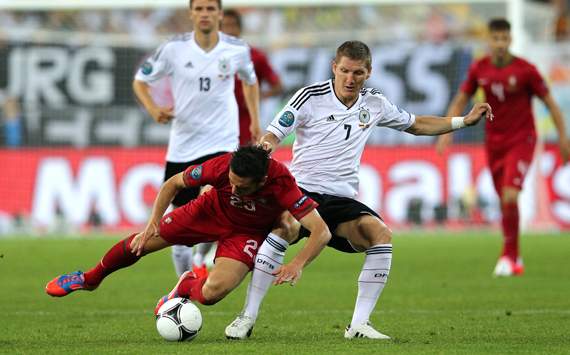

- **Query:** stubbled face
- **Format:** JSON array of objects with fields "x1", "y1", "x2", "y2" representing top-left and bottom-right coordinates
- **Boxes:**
[
  {"x1": 489, "y1": 30, "x2": 511, "y2": 60},
  {"x1": 332, "y1": 56, "x2": 371, "y2": 106},
  {"x1": 221, "y1": 16, "x2": 241, "y2": 37},
  {"x1": 228, "y1": 170, "x2": 265, "y2": 196},
  {"x1": 189, "y1": 0, "x2": 222, "y2": 34}
]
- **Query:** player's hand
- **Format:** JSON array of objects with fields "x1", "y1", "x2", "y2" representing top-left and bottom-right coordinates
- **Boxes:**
[
  {"x1": 249, "y1": 122, "x2": 262, "y2": 143},
  {"x1": 272, "y1": 261, "x2": 303, "y2": 286},
  {"x1": 130, "y1": 222, "x2": 160, "y2": 256},
  {"x1": 464, "y1": 102, "x2": 493, "y2": 126},
  {"x1": 560, "y1": 137, "x2": 570, "y2": 164},
  {"x1": 150, "y1": 106, "x2": 174, "y2": 124},
  {"x1": 258, "y1": 141, "x2": 274, "y2": 153},
  {"x1": 436, "y1": 134, "x2": 453, "y2": 155}
]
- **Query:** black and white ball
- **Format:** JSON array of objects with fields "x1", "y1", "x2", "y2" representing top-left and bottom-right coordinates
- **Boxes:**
[{"x1": 156, "y1": 298, "x2": 202, "y2": 341}]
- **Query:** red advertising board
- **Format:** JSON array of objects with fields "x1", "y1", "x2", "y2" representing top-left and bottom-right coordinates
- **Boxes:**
[{"x1": 1, "y1": 146, "x2": 568, "y2": 231}]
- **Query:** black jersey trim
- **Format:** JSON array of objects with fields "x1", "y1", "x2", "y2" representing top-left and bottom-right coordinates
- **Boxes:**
[
  {"x1": 290, "y1": 82, "x2": 330, "y2": 108},
  {"x1": 293, "y1": 89, "x2": 331, "y2": 110}
]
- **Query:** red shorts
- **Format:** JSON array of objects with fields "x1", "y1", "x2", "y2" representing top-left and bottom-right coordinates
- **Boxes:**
[
  {"x1": 159, "y1": 199, "x2": 266, "y2": 270},
  {"x1": 486, "y1": 137, "x2": 536, "y2": 193}
]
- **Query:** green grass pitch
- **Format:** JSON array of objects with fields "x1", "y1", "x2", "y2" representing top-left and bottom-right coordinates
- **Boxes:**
[{"x1": 1, "y1": 232, "x2": 569, "y2": 354}]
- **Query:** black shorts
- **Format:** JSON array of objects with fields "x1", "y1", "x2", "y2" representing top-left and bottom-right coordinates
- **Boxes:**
[
  {"x1": 297, "y1": 188, "x2": 381, "y2": 253},
  {"x1": 164, "y1": 151, "x2": 227, "y2": 207}
]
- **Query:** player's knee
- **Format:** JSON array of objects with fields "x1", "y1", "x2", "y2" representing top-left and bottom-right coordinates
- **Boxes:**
[
  {"x1": 201, "y1": 279, "x2": 231, "y2": 305},
  {"x1": 501, "y1": 187, "x2": 519, "y2": 205},
  {"x1": 357, "y1": 217, "x2": 392, "y2": 246},
  {"x1": 271, "y1": 213, "x2": 300, "y2": 243}
]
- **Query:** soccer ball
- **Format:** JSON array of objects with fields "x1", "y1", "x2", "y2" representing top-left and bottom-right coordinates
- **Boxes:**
[{"x1": 156, "y1": 298, "x2": 202, "y2": 341}]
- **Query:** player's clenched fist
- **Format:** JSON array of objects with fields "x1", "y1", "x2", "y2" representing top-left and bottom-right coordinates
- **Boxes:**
[
  {"x1": 150, "y1": 106, "x2": 174, "y2": 124},
  {"x1": 464, "y1": 102, "x2": 493, "y2": 126}
]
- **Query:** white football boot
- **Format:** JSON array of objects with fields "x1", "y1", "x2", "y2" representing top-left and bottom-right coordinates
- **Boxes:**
[
  {"x1": 344, "y1": 321, "x2": 391, "y2": 340},
  {"x1": 493, "y1": 256, "x2": 524, "y2": 277},
  {"x1": 225, "y1": 314, "x2": 255, "y2": 340}
]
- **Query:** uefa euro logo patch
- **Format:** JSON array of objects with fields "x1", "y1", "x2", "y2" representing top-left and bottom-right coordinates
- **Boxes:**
[
  {"x1": 191, "y1": 165, "x2": 203, "y2": 180},
  {"x1": 279, "y1": 111, "x2": 295, "y2": 127},
  {"x1": 141, "y1": 61, "x2": 153, "y2": 75}
]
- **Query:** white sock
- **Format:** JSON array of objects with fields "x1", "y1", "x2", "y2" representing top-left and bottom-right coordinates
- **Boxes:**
[
  {"x1": 171, "y1": 244, "x2": 193, "y2": 277},
  {"x1": 192, "y1": 242, "x2": 214, "y2": 267},
  {"x1": 350, "y1": 244, "x2": 392, "y2": 326},
  {"x1": 243, "y1": 233, "x2": 289, "y2": 319}
]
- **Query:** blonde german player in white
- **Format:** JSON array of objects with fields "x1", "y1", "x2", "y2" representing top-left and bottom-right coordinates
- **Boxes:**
[{"x1": 225, "y1": 40, "x2": 492, "y2": 340}]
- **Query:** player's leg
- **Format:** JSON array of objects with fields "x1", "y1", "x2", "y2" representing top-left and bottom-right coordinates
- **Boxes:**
[
  {"x1": 157, "y1": 235, "x2": 263, "y2": 313},
  {"x1": 45, "y1": 232, "x2": 171, "y2": 297},
  {"x1": 225, "y1": 213, "x2": 299, "y2": 339},
  {"x1": 494, "y1": 140, "x2": 534, "y2": 276},
  {"x1": 335, "y1": 214, "x2": 392, "y2": 340},
  {"x1": 166, "y1": 161, "x2": 199, "y2": 276},
  {"x1": 172, "y1": 244, "x2": 193, "y2": 277},
  {"x1": 191, "y1": 242, "x2": 214, "y2": 277}
]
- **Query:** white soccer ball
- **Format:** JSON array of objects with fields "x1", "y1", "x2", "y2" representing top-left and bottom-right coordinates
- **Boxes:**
[{"x1": 156, "y1": 297, "x2": 202, "y2": 342}]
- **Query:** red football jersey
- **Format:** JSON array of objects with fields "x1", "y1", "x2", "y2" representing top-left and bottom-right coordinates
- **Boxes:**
[
  {"x1": 182, "y1": 153, "x2": 316, "y2": 235},
  {"x1": 460, "y1": 56, "x2": 549, "y2": 145},
  {"x1": 234, "y1": 47, "x2": 281, "y2": 144}
]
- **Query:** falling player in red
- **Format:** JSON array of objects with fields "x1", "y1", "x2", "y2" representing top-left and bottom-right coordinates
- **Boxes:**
[
  {"x1": 45, "y1": 146, "x2": 331, "y2": 309},
  {"x1": 437, "y1": 18, "x2": 570, "y2": 277}
]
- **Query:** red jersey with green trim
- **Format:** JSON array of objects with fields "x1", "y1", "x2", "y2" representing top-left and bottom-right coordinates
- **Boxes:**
[
  {"x1": 182, "y1": 153, "x2": 317, "y2": 235},
  {"x1": 460, "y1": 56, "x2": 549, "y2": 145}
]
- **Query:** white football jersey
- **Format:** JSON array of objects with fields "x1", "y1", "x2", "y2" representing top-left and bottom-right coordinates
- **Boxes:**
[
  {"x1": 135, "y1": 32, "x2": 257, "y2": 162},
  {"x1": 267, "y1": 79, "x2": 415, "y2": 198}
]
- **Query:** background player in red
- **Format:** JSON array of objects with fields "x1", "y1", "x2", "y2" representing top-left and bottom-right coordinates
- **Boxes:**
[
  {"x1": 221, "y1": 8, "x2": 283, "y2": 145},
  {"x1": 437, "y1": 18, "x2": 570, "y2": 277},
  {"x1": 45, "y1": 146, "x2": 331, "y2": 314}
]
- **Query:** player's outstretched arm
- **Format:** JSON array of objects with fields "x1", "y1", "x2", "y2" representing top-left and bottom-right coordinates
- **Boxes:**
[
  {"x1": 242, "y1": 81, "x2": 261, "y2": 143},
  {"x1": 258, "y1": 132, "x2": 281, "y2": 153},
  {"x1": 131, "y1": 172, "x2": 186, "y2": 256},
  {"x1": 436, "y1": 92, "x2": 471, "y2": 154},
  {"x1": 407, "y1": 102, "x2": 492, "y2": 136},
  {"x1": 132, "y1": 79, "x2": 174, "y2": 124},
  {"x1": 541, "y1": 93, "x2": 570, "y2": 163},
  {"x1": 272, "y1": 210, "x2": 331, "y2": 286}
]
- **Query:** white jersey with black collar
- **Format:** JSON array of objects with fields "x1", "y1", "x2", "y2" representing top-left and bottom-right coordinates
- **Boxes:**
[
  {"x1": 267, "y1": 79, "x2": 415, "y2": 198},
  {"x1": 135, "y1": 32, "x2": 256, "y2": 162}
]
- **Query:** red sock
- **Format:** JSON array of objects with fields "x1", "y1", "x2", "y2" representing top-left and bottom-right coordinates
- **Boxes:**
[
  {"x1": 84, "y1": 234, "x2": 140, "y2": 287},
  {"x1": 501, "y1": 203, "x2": 519, "y2": 261},
  {"x1": 177, "y1": 275, "x2": 209, "y2": 305}
]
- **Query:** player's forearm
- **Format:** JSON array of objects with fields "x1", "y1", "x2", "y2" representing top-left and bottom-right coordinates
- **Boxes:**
[
  {"x1": 407, "y1": 115, "x2": 456, "y2": 136},
  {"x1": 242, "y1": 82, "x2": 261, "y2": 126},
  {"x1": 133, "y1": 80, "x2": 157, "y2": 113},
  {"x1": 548, "y1": 102, "x2": 568, "y2": 142},
  {"x1": 290, "y1": 223, "x2": 331, "y2": 268},
  {"x1": 446, "y1": 92, "x2": 469, "y2": 117},
  {"x1": 148, "y1": 176, "x2": 183, "y2": 224}
]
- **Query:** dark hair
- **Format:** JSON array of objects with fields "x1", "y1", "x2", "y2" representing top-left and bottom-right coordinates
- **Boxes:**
[
  {"x1": 223, "y1": 9, "x2": 242, "y2": 29},
  {"x1": 189, "y1": 0, "x2": 222, "y2": 9},
  {"x1": 335, "y1": 40, "x2": 372, "y2": 70},
  {"x1": 230, "y1": 145, "x2": 270, "y2": 182},
  {"x1": 488, "y1": 18, "x2": 511, "y2": 32}
]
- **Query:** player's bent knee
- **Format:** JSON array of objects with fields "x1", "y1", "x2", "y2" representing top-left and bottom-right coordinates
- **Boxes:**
[
  {"x1": 501, "y1": 188, "x2": 519, "y2": 205},
  {"x1": 201, "y1": 282, "x2": 228, "y2": 305},
  {"x1": 357, "y1": 216, "x2": 392, "y2": 245}
]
